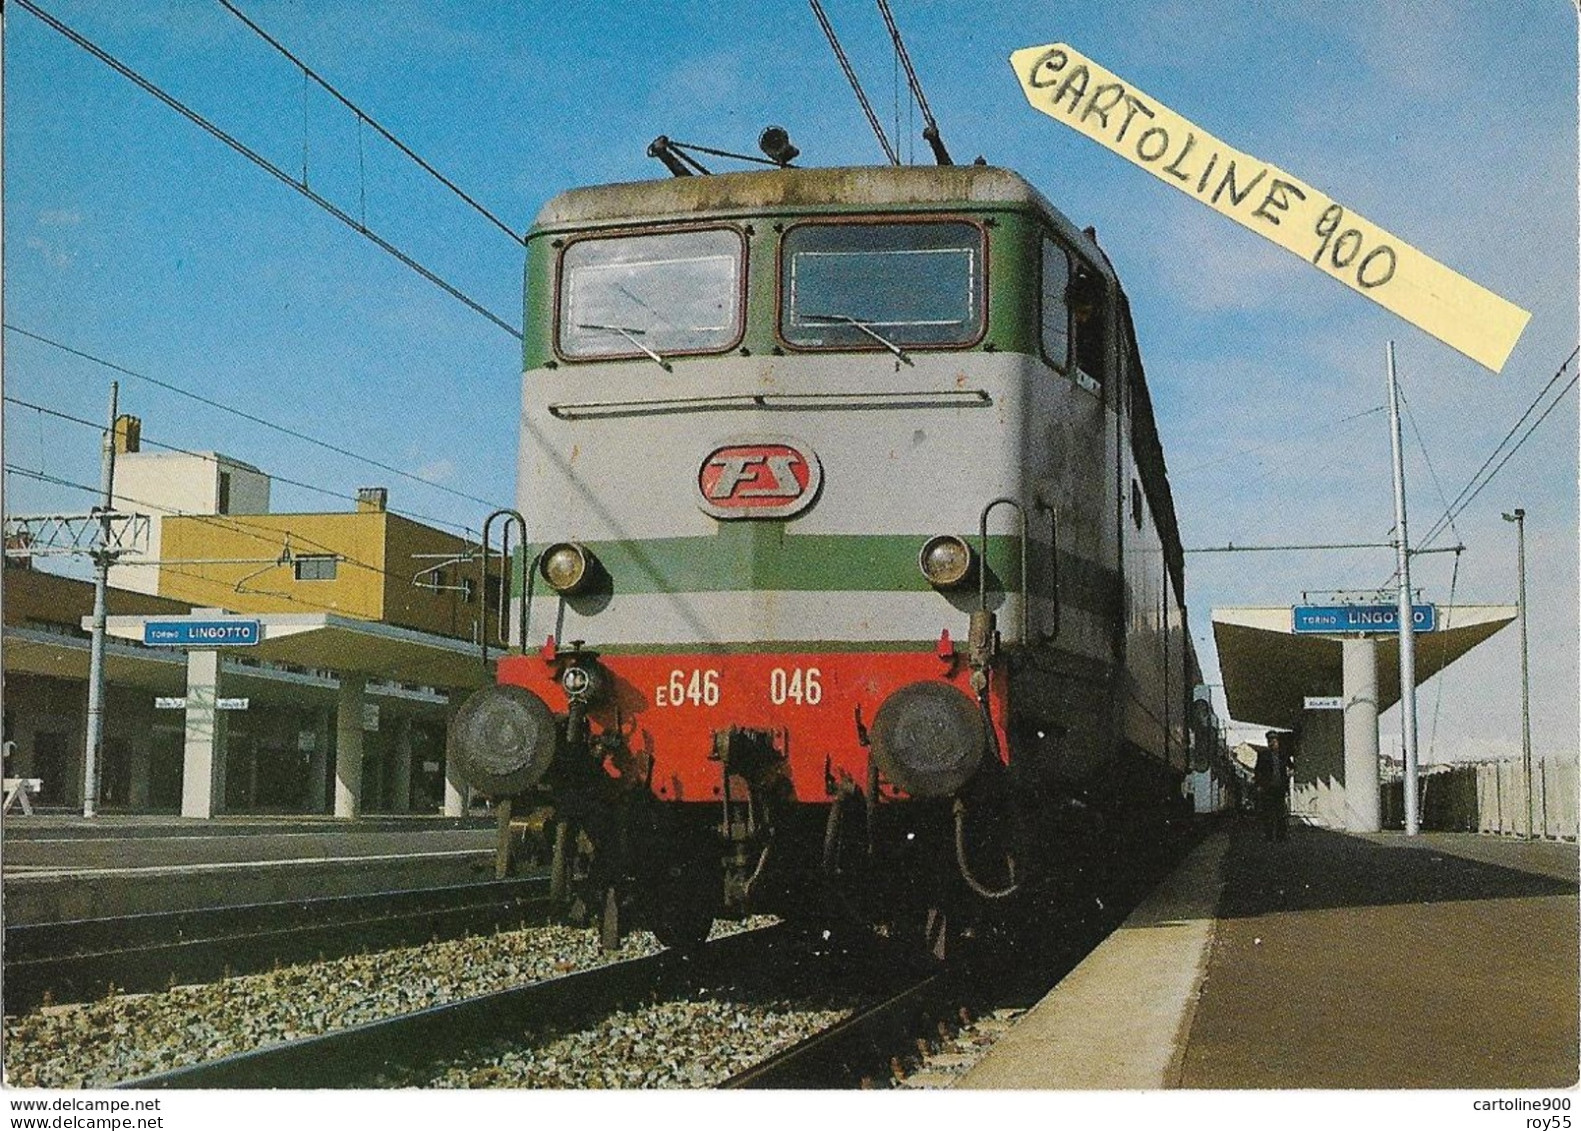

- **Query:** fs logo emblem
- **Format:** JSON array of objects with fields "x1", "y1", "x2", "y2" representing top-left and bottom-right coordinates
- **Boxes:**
[{"x1": 696, "y1": 437, "x2": 822, "y2": 520}]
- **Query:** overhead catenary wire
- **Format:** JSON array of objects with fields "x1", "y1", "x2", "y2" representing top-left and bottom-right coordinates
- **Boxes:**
[
  {"x1": 2, "y1": 393, "x2": 482, "y2": 539},
  {"x1": 4, "y1": 462, "x2": 395, "y2": 589},
  {"x1": 808, "y1": 0, "x2": 900, "y2": 166},
  {"x1": 1414, "y1": 346, "x2": 1579, "y2": 551},
  {"x1": 1353, "y1": 346, "x2": 1577, "y2": 597},
  {"x1": 5, "y1": 324, "x2": 505, "y2": 512},
  {"x1": 1173, "y1": 404, "x2": 1387, "y2": 478},
  {"x1": 3, "y1": 463, "x2": 477, "y2": 607},
  {"x1": 14, "y1": 0, "x2": 522, "y2": 340},
  {"x1": 1397, "y1": 379, "x2": 1459, "y2": 545},
  {"x1": 215, "y1": 0, "x2": 524, "y2": 246},
  {"x1": 874, "y1": 0, "x2": 951, "y2": 165},
  {"x1": 892, "y1": 27, "x2": 901, "y2": 165},
  {"x1": 1185, "y1": 541, "x2": 1394, "y2": 554},
  {"x1": 1436, "y1": 368, "x2": 1578, "y2": 529}
]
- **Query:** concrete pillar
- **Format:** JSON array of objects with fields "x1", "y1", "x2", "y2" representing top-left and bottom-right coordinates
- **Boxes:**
[
  {"x1": 1342, "y1": 636, "x2": 1382, "y2": 833},
  {"x1": 244, "y1": 736, "x2": 258, "y2": 811},
  {"x1": 335, "y1": 674, "x2": 366, "y2": 819},
  {"x1": 392, "y1": 716, "x2": 413, "y2": 814},
  {"x1": 180, "y1": 649, "x2": 225, "y2": 819},
  {"x1": 307, "y1": 707, "x2": 330, "y2": 814},
  {"x1": 442, "y1": 692, "x2": 467, "y2": 817},
  {"x1": 129, "y1": 736, "x2": 151, "y2": 810}
]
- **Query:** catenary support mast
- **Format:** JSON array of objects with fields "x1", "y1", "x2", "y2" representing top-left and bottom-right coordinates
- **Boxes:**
[
  {"x1": 82, "y1": 381, "x2": 119, "y2": 818},
  {"x1": 1386, "y1": 343, "x2": 1420, "y2": 836}
]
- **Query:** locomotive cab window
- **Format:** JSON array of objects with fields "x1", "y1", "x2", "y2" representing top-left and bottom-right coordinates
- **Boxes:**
[
  {"x1": 1070, "y1": 262, "x2": 1107, "y2": 386},
  {"x1": 1040, "y1": 237, "x2": 1071, "y2": 372},
  {"x1": 557, "y1": 227, "x2": 744, "y2": 360},
  {"x1": 781, "y1": 221, "x2": 984, "y2": 349}
]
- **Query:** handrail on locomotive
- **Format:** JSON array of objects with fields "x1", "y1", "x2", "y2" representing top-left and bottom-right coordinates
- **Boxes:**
[{"x1": 478, "y1": 507, "x2": 529, "y2": 670}]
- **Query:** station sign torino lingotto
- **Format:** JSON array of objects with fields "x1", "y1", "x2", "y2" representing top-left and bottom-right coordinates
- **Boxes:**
[
  {"x1": 1009, "y1": 43, "x2": 1531, "y2": 373},
  {"x1": 1291, "y1": 604, "x2": 1437, "y2": 635},
  {"x1": 142, "y1": 619, "x2": 261, "y2": 646}
]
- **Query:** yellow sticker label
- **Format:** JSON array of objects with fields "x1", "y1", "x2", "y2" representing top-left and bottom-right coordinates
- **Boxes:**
[{"x1": 1010, "y1": 44, "x2": 1531, "y2": 373}]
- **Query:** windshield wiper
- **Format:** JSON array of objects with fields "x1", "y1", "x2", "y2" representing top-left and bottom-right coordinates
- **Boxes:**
[
  {"x1": 576, "y1": 323, "x2": 672, "y2": 371},
  {"x1": 801, "y1": 312, "x2": 914, "y2": 366}
]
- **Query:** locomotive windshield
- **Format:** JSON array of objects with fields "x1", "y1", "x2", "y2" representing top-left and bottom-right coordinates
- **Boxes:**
[
  {"x1": 558, "y1": 227, "x2": 744, "y2": 359},
  {"x1": 780, "y1": 221, "x2": 984, "y2": 349}
]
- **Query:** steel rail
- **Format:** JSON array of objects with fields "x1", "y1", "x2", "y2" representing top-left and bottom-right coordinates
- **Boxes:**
[
  {"x1": 719, "y1": 967, "x2": 960, "y2": 1088},
  {"x1": 117, "y1": 924, "x2": 792, "y2": 1089},
  {"x1": 4, "y1": 878, "x2": 549, "y2": 1013},
  {"x1": 724, "y1": 815, "x2": 1218, "y2": 1088}
]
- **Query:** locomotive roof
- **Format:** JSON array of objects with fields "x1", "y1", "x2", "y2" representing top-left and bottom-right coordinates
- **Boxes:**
[{"x1": 530, "y1": 165, "x2": 1103, "y2": 264}]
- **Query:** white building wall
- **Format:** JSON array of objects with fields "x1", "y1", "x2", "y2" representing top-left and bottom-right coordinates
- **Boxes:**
[{"x1": 111, "y1": 451, "x2": 270, "y2": 595}]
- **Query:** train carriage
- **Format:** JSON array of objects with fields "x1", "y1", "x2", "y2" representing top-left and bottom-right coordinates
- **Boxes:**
[{"x1": 451, "y1": 164, "x2": 1196, "y2": 949}]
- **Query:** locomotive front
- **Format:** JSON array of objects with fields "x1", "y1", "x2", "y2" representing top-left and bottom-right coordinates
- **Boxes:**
[{"x1": 451, "y1": 166, "x2": 1115, "y2": 949}]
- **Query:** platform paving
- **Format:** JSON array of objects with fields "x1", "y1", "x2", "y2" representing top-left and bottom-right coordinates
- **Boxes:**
[
  {"x1": 960, "y1": 819, "x2": 1579, "y2": 1090},
  {"x1": 0, "y1": 814, "x2": 500, "y2": 923}
]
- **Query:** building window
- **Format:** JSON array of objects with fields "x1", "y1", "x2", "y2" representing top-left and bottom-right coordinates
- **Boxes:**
[
  {"x1": 218, "y1": 471, "x2": 231, "y2": 515},
  {"x1": 294, "y1": 555, "x2": 338, "y2": 581}
]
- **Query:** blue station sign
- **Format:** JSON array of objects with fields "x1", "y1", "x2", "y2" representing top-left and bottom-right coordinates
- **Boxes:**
[
  {"x1": 1291, "y1": 605, "x2": 1436, "y2": 635},
  {"x1": 143, "y1": 619, "x2": 262, "y2": 647}
]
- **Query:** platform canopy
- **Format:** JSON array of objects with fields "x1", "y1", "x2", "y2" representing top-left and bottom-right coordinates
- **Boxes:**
[
  {"x1": 91, "y1": 611, "x2": 494, "y2": 693},
  {"x1": 7, "y1": 624, "x2": 186, "y2": 691},
  {"x1": 1212, "y1": 604, "x2": 1516, "y2": 731}
]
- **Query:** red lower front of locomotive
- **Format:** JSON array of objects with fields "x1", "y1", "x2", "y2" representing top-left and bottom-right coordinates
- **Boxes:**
[
  {"x1": 494, "y1": 643, "x2": 1008, "y2": 804},
  {"x1": 474, "y1": 640, "x2": 1022, "y2": 948}
]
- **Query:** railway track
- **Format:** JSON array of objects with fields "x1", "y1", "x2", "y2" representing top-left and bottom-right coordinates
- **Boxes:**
[
  {"x1": 724, "y1": 815, "x2": 1217, "y2": 1088},
  {"x1": 3, "y1": 877, "x2": 550, "y2": 1013},
  {"x1": 15, "y1": 816, "x2": 1215, "y2": 1090},
  {"x1": 118, "y1": 923, "x2": 801, "y2": 1088},
  {"x1": 720, "y1": 966, "x2": 957, "y2": 1088}
]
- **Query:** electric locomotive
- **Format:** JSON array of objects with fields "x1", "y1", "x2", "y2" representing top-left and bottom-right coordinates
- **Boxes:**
[{"x1": 451, "y1": 164, "x2": 1200, "y2": 950}]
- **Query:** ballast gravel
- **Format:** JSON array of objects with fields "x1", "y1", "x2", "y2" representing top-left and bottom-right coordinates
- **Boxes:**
[
  {"x1": 2, "y1": 918, "x2": 776, "y2": 1090},
  {"x1": 891, "y1": 1008, "x2": 1027, "y2": 1088},
  {"x1": 404, "y1": 996, "x2": 852, "y2": 1088}
]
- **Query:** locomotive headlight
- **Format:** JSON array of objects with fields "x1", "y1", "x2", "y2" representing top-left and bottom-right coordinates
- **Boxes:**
[
  {"x1": 560, "y1": 661, "x2": 607, "y2": 704},
  {"x1": 919, "y1": 535, "x2": 974, "y2": 589},
  {"x1": 540, "y1": 542, "x2": 594, "y2": 594},
  {"x1": 870, "y1": 681, "x2": 987, "y2": 797}
]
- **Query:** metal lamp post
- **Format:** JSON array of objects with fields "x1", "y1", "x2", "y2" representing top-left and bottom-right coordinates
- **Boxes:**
[{"x1": 1502, "y1": 507, "x2": 1533, "y2": 838}]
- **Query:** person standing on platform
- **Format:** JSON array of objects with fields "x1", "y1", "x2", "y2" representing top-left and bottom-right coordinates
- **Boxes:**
[{"x1": 1255, "y1": 734, "x2": 1291, "y2": 842}]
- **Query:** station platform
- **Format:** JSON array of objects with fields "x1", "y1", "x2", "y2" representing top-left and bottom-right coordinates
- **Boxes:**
[
  {"x1": 960, "y1": 819, "x2": 1579, "y2": 1090},
  {"x1": 1, "y1": 814, "x2": 498, "y2": 924}
]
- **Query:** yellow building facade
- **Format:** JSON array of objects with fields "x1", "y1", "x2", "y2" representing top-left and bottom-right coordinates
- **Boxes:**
[
  {"x1": 4, "y1": 419, "x2": 502, "y2": 817},
  {"x1": 155, "y1": 503, "x2": 500, "y2": 643}
]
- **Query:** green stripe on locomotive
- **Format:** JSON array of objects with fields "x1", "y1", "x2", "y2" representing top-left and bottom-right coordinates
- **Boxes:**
[
  {"x1": 513, "y1": 529, "x2": 1017, "y2": 596},
  {"x1": 510, "y1": 529, "x2": 1118, "y2": 615}
]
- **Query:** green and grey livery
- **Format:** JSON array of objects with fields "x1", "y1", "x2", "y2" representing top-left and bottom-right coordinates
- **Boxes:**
[{"x1": 516, "y1": 165, "x2": 1193, "y2": 781}]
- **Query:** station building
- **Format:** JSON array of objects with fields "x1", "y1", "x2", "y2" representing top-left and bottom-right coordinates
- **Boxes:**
[{"x1": 2, "y1": 418, "x2": 500, "y2": 818}]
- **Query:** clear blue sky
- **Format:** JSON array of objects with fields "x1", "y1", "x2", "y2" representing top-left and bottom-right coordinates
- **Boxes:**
[{"x1": 6, "y1": 1, "x2": 1577, "y2": 765}]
